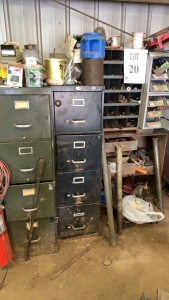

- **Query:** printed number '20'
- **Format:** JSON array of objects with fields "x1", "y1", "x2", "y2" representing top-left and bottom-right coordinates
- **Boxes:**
[{"x1": 129, "y1": 65, "x2": 139, "y2": 73}]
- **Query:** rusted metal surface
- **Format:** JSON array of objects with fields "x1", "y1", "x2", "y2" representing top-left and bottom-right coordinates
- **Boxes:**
[
  {"x1": 56, "y1": 134, "x2": 101, "y2": 172},
  {"x1": 152, "y1": 138, "x2": 164, "y2": 213},
  {"x1": 116, "y1": 144, "x2": 123, "y2": 235},
  {"x1": 57, "y1": 170, "x2": 100, "y2": 206},
  {"x1": 82, "y1": 59, "x2": 104, "y2": 86},
  {"x1": 162, "y1": 132, "x2": 169, "y2": 183},
  {"x1": 4, "y1": 182, "x2": 55, "y2": 221},
  {"x1": 102, "y1": 138, "x2": 116, "y2": 247},
  {"x1": 7, "y1": 218, "x2": 56, "y2": 261},
  {"x1": 58, "y1": 204, "x2": 100, "y2": 239},
  {"x1": 105, "y1": 137, "x2": 138, "y2": 153},
  {"x1": 54, "y1": 90, "x2": 102, "y2": 134}
]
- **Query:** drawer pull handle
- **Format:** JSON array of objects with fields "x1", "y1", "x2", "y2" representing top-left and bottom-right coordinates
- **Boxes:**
[
  {"x1": 14, "y1": 123, "x2": 33, "y2": 128},
  {"x1": 26, "y1": 237, "x2": 40, "y2": 243},
  {"x1": 71, "y1": 159, "x2": 86, "y2": 164},
  {"x1": 19, "y1": 167, "x2": 35, "y2": 173},
  {"x1": 22, "y1": 207, "x2": 38, "y2": 212},
  {"x1": 72, "y1": 225, "x2": 85, "y2": 230},
  {"x1": 72, "y1": 193, "x2": 86, "y2": 198},
  {"x1": 74, "y1": 212, "x2": 84, "y2": 217},
  {"x1": 70, "y1": 119, "x2": 86, "y2": 123}
]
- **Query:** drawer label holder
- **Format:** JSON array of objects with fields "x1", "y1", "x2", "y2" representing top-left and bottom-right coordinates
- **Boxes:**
[
  {"x1": 73, "y1": 177, "x2": 84, "y2": 184},
  {"x1": 14, "y1": 101, "x2": 29, "y2": 109}
]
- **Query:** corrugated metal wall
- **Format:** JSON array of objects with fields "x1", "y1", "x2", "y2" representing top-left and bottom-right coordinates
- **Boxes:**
[{"x1": 0, "y1": 0, "x2": 169, "y2": 59}]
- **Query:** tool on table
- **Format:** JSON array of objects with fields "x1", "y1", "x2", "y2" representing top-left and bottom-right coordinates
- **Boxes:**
[{"x1": 26, "y1": 158, "x2": 44, "y2": 262}]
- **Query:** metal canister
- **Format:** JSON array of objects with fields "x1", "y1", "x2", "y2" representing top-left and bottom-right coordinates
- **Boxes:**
[
  {"x1": 44, "y1": 58, "x2": 66, "y2": 85},
  {"x1": 82, "y1": 59, "x2": 103, "y2": 86}
]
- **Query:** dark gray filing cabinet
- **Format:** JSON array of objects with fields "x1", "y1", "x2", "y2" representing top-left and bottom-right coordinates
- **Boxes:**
[
  {"x1": 0, "y1": 88, "x2": 57, "y2": 259},
  {"x1": 52, "y1": 86, "x2": 104, "y2": 239}
]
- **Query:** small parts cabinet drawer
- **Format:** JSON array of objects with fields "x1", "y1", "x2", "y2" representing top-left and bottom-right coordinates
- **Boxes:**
[
  {"x1": 0, "y1": 95, "x2": 51, "y2": 142},
  {"x1": 4, "y1": 182, "x2": 55, "y2": 221},
  {"x1": 54, "y1": 92, "x2": 102, "y2": 133},
  {"x1": 57, "y1": 170, "x2": 100, "y2": 206},
  {"x1": 56, "y1": 134, "x2": 102, "y2": 172},
  {"x1": 0, "y1": 141, "x2": 53, "y2": 184},
  {"x1": 58, "y1": 204, "x2": 100, "y2": 238}
]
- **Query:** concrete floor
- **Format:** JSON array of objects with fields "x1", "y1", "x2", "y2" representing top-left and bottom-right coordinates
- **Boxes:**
[{"x1": 1, "y1": 193, "x2": 169, "y2": 300}]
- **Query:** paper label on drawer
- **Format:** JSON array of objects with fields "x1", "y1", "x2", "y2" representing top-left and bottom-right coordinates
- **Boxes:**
[
  {"x1": 14, "y1": 101, "x2": 29, "y2": 109},
  {"x1": 23, "y1": 189, "x2": 35, "y2": 196}
]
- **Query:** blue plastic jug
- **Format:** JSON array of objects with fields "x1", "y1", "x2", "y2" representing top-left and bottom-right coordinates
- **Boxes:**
[{"x1": 80, "y1": 32, "x2": 105, "y2": 59}]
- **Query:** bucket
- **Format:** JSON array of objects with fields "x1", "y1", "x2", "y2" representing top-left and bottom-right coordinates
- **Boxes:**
[
  {"x1": 80, "y1": 32, "x2": 105, "y2": 59},
  {"x1": 132, "y1": 32, "x2": 144, "y2": 49},
  {"x1": 44, "y1": 58, "x2": 66, "y2": 85}
]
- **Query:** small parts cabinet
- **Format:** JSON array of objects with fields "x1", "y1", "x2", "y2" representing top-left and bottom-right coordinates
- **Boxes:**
[
  {"x1": 0, "y1": 88, "x2": 57, "y2": 260},
  {"x1": 53, "y1": 86, "x2": 104, "y2": 239}
]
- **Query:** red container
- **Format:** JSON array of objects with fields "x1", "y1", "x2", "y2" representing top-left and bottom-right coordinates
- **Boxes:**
[{"x1": 0, "y1": 210, "x2": 13, "y2": 267}]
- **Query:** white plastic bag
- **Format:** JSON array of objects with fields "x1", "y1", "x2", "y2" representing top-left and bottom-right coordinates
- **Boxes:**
[{"x1": 122, "y1": 195, "x2": 164, "y2": 224}]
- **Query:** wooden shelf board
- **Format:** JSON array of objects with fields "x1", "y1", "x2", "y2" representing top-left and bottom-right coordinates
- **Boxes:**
[{"x1": 104, "y1": 115, "x2": 138, "y2": 119}]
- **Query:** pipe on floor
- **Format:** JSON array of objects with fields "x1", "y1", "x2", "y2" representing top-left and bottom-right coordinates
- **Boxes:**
[
  {"x1": 102, "y1": 135, "x2": 116, "y2": 247},
  {"x1": 152, "y1": 138, "x2": 164, "y2": 213},
  {"x1": 116, "y1": 144, "x2": 123, "y2": 235}
]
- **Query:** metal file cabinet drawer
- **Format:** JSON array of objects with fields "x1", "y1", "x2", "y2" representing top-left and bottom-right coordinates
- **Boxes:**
[
  {"x1": 4, "y1": 182, "x2": 55, "y2": 221},
  {"x1": 0, "y1": 95, "x2": 51, "y2": 142},
  {"x1": 7, "y1": 218, "x2": 56, "y2": 260},
  {"x1": 56, "y1": 134, "x2": 102, "y2": 172},
  {"x1": 57, "y1": 170, "x2": 100, "y2": 206},
  {"x1": 54, "y1": 91, "x2": 102, "y2": 133},
  {"x1": 58, "y1": 204, "x2": 100, "y2": 238},
  {"x1": 0, "y1": 141, "x2": 53, "y2": 184}
]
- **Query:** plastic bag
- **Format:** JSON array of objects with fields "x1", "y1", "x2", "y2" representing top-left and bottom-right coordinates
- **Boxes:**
[{"x1": 122, "y1": 195, "x2": 164, "y2": 224}]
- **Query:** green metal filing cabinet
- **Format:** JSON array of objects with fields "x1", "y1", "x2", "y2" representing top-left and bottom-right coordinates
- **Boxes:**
[{"x1": 0, "y1": 88, "x2": 57, "y2": 260}]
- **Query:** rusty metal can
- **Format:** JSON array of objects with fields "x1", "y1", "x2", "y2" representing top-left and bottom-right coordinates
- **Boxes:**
[{"x1": 82, "y1": 59, "x2": 103, "y2": 86}]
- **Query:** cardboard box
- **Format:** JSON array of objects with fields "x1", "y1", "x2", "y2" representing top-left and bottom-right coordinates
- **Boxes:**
[
  {"x1": 0, "y1": 52, "x2": 23, "y2": 63},
  {"x1": 1, "y1": 42, "x2": 20, "y2": 57},
  {"x1": 0, "y1": 63, "x2": 8, "y2": 79},
  {"x1": 7, "y1": 64, "x2": 23, "y2": 87}
]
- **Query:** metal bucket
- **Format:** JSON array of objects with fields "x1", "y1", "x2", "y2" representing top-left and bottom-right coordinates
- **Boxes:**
[{"x1": 44, "y1": 58, "x2": 66, "y2": 85}]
